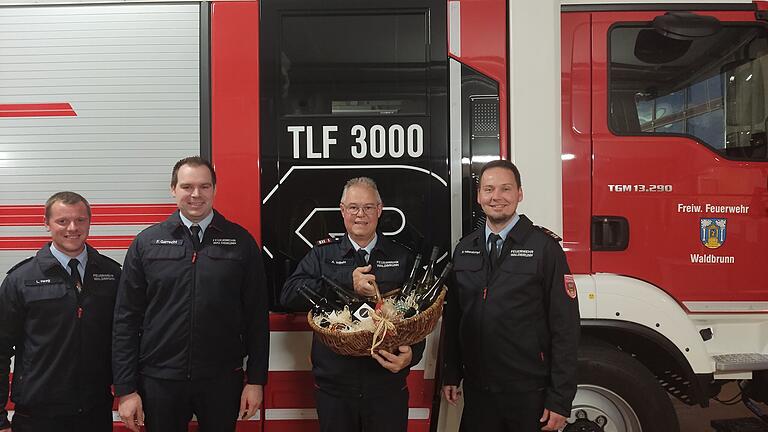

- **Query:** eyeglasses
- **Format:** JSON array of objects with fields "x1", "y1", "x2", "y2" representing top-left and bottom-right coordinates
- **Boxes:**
[{"x1": 342, "y1": 204, "x2": 379, "y2": 215}]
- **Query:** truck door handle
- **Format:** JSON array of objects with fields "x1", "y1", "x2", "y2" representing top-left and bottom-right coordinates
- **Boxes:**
[{"x1": 592, "y1": 216, "x2": 629, "y2": 251}]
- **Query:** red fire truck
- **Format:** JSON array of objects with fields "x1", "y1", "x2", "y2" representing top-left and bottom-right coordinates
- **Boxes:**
[{"x1": 1, "y1": 0, "x2": 767, "y2": 431}]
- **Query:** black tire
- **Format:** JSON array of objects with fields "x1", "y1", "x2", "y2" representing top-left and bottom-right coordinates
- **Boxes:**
[{"x1": 566, "y1": 344, "x2": 680, "y2": 432}]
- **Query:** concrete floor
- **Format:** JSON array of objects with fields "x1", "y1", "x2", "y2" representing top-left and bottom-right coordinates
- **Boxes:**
[
  {"x1": 675, "y1": 383, "x2": 765, "y2": 432},
  {"x1": 436, "y1": 382, "x2": 765, "y2": 431}
]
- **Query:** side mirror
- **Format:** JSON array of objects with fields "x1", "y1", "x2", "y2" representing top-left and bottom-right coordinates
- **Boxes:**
[
  {"x1": 652, "y1": 12, "x2": 722, "y2": 40},
  {"x1": 633, "y1": 13, "x2": 722, "y2": 64}
]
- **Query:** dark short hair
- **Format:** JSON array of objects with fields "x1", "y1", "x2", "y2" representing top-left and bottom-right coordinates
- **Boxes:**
[
  {"x1": 171, "y1": 156, "x2": 217, "y2": 188},
  {"x1": 45, "y1": 191, "x2": 91, "y2": 220},
  {"x1": 478, "y1": 159, "x2": 522, "y2": 188}
]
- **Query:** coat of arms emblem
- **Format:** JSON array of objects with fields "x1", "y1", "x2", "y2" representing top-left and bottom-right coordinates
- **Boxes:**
[{"x1": 700, "y1": 218, "x2": 726, "y2": 249}]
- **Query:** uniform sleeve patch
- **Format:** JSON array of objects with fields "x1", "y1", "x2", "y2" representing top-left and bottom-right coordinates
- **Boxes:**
[{"x1": 564, "y1": 274, "x2": 577, "y2": 299}]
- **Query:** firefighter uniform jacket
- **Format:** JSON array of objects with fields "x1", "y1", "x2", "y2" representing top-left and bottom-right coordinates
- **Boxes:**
[
  {"x1": 281, "y1": 234, "x2": 424, "y2": 396},
  {"x1": 0, "y1": 244, "x2": 121, "y2": 428},
  {"x1": 443, "y1": 215, "x2": 580, "y2": 417},
  {"x1": 112, "y1": 211, "x2": 269, "y2": 397}
]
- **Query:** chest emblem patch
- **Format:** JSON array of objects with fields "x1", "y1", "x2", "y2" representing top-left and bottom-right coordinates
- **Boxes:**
[
  {"x1": 92, "y1": 273, "x2": 116, "y2": 281},
  {"x1": 212, "y1": 238, "x2": 237, "y2": 246},
  {"x1": 509, "y1": 249, "x2": 534, "y2": 258}
]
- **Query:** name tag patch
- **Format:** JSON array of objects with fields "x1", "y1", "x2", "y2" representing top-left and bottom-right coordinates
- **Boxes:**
[
  {"x1": 92, "y1": 273, "x2": 116, "y2": 281},
  {"x1": 25, "y1": 278, "x2": 63, "y2": 286},
  {"x1": 328, "y1": 259, "x2": 353, "y2": 266},
  {"x1": 212, "y1": 238, "x2": 237, "y2": 246},
  {"x1": 375, "y1": 260, "x2": 400, "y2": 268},
  {"x1": 153, "y1": 239, "x2": 183, "y2": 246},
  {"x1": 461, "y1": 250, "x2": 481, "y2": 255},
  {"x1": 509, "y1": 249, "x2": 534, "y2": 258}
]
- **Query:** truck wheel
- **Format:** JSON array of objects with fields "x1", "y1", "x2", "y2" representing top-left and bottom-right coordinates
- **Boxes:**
[{"x1": 564, "y1": 345, "x2": 680, "y2": 432}]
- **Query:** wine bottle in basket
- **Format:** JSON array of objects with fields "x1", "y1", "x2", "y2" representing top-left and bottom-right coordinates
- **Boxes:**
[
  {"x1": 321, "y1": 275, "x2": 357, "y2": 308},
  {"x1": 417, "y1": 261, "x2": 453, "y2": 311},
  {"x1": 398, "y1": 253, "x2": 422, "y2": 299},
  {"x1": 321, "y1": 275, "x2": 375, "y2": 321},
  {"x1": 298, "y1": 284, "x2": 335, "y2": 326},
  {"x1": 417, "y1": 246, "x2": 441, "y2": 295}
]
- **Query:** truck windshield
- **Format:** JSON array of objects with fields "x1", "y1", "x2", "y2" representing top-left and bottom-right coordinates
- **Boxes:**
[
  {"x1": 279, "y1": 13, "x2": 428, "y2": 116},
  {"x1": 609, "y1": 23, "x2": 768, "y2": 161}
]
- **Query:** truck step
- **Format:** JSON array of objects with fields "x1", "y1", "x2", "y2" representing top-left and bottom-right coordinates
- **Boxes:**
[
  {"x1": 711, "y1": 418, "x2": 768, "y2": 432},
  {"x1": 713, "y1": 353, "x2": 768, "y2": 371}
]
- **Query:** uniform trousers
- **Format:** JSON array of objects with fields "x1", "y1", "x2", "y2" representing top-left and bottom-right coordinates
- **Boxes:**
[
  {"x1": 315, "y1": 386, "x2": 409, "y2": 432},
  {"x1": 460, "y1": 385, "x2": 546, "y2": 432},
  {"x1": 138, "y1": 369, "x2": 244, "y2": 432},
  {"x1": 12, "y1": 398, "x2": 113, "y2": 432}
]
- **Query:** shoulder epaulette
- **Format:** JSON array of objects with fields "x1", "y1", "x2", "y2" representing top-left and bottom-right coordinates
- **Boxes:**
[
  {"x1": 389, "y1": 238, "x2": 414, "y2": 253},
  {"x1": 100, "y1": 254, "x2": 123, "y2": 268},
  {"x1": 458, "y1": 226, "x2": 484, "y2": 243},
  {"x1": 535, "y1": 225, "x2": 562, "y2": 242},
  {"x1": 315, "y1": 236, "x2": 340, "y2": 247},
  {"x1": 7, "y1": 256, "x2": 34, "y2": 274}
]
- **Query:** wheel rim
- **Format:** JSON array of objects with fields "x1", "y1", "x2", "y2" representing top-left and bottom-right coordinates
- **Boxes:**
[{"x1": 564, "y1": 384, "x2": 643, "y2": 432}]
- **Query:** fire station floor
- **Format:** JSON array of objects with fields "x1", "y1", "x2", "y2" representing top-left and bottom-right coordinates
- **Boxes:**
[{"x1": 675, "y1": 383, "x2": 768, "y2": 432}]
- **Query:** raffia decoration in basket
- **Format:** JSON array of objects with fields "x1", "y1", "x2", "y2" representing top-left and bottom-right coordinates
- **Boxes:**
[{"x1": 307, "y1": 287, "x2": 446, "y2": 357}]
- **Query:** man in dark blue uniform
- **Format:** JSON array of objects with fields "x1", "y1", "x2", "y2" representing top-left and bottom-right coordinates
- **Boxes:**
[
  {"x1": 113, "y1": 157, "x2": 269, "y2": 432},
  {"x1": 281, "y1": 177, "x2": 420, "y2": 432},
  {"x1": 0, "y1": 192, "x2": 121, "y2": 432},
  {"x1": 442, "y1": 160, "x2": 580, "y2": 432}
]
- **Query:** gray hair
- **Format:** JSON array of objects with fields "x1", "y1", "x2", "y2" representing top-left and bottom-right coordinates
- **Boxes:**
[{"x1": 340, "y1": 177, "x2": 382, "y2": 204}]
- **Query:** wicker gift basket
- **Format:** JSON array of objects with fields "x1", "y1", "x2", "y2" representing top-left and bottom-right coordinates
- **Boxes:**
[{"x1": 307, "y1": 287, "x2": 446, "y2": 357}]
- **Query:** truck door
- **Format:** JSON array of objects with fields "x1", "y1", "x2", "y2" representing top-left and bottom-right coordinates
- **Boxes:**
[
  {"x1": 258, "y1": 0, "x2": 447, "y2": 430},
  {"x1": 591, "y1": 8, "x2": 768, "y2": 309}
]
